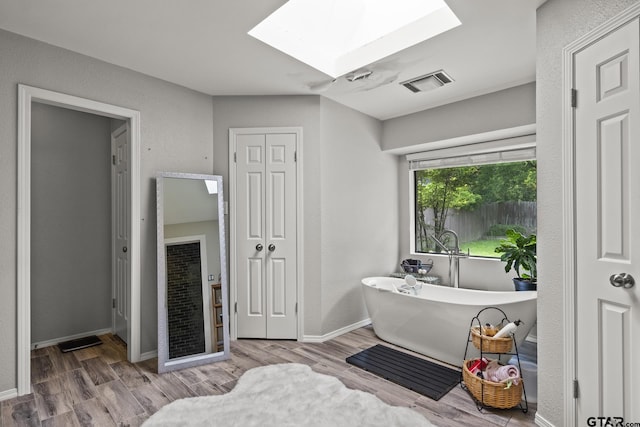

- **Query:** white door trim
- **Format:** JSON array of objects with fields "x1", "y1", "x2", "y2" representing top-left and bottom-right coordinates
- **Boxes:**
[
  {"x1": 17, "y1": 84, "x2": 142, "y2": 395},
  {"x1": 228, "y1": 127, "x2": 304, "y2": 341},
  {"x1": 561, "y1": 4, "x2": 640, "y2": 426}
]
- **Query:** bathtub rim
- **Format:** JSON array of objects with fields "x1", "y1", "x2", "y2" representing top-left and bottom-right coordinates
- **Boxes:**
[{"x1": 361, "y1": 276, "x2": 537, "y2": 305}]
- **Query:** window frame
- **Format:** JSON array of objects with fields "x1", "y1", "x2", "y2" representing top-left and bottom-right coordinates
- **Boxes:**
[{"x1": 408, "y1": 136, "x2": 536, "y2": 257}]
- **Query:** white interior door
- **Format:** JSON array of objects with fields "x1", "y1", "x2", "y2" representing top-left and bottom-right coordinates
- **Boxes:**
[
  {"x1": 234, "y1": 130, "x2": 298, "y2": 339},
  {"x1": 264, "y1": 133, "x2": 297, "y2": 338},
  {"x1": 575, "y1": 17, "x2": 640, "y2": 422},
  {"x1": 112, "y1": 123, "x2": 130, "y2": 343}
]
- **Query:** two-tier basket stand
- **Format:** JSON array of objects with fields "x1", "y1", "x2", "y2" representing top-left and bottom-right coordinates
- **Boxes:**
[{"x1": 460, "y1": 306, "x2": 528, "y2": 413}]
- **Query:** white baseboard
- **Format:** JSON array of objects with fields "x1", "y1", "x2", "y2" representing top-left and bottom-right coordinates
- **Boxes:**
[
  {"x1": 526, "y1": 334, "x2": 538, "y2": 343},
  {"x1": 302, "y1": 318, "x2": 371, "y2": 343},
  {"x1": 140, "y1": 350, "x2": 158, "y2": 361},
  {"x1": 535, "y1": 412, "x2": 555, "y2": 427},
  {"x1": 0, "y1": 388, "x2": 17, "y2": 402},
  {"x1": 31, "y1": 328, "x2": 114, "y2": 350}
]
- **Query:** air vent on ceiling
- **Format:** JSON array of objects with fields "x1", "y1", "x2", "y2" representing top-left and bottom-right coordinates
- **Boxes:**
[
  {"x1": 400, "y1": 70, "x2": 453, "y2": 93},
  {"x1": 346, "y1": 69, "x2": 373, "y2": 82}
]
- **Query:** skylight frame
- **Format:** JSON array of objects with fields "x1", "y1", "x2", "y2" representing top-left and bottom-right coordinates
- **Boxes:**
[{"x1": 248, "y1": 0, "x2": 461, "y2": 78}]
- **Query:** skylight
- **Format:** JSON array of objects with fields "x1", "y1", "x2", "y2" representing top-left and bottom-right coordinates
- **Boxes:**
[
  {"x1": 248, "y1": 0, "x2": 461, "y2": 78},
  {"x1": 204, "y1": 180, "x2": 218, "y2": 194}
]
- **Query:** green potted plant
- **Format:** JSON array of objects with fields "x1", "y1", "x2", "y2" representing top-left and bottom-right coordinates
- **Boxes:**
[{"x1": 494, "y1": 229, "x2": 537, "y2": 291}]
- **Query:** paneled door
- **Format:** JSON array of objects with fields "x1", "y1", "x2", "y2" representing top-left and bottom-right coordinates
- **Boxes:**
[
  {"x1": 233, "y1": 129, "x2": 298, "y2": 339},
  {"x1": 111, "y1": 122, "x2": 130, "y2": 343},
  {"x1": 574, "y1": 17, "x2": 640, "y2": 423}
]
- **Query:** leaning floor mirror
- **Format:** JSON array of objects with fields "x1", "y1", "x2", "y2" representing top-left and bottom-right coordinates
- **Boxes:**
[{"x1": 156, "y1": 172, "x2": 230, "y2": 373}]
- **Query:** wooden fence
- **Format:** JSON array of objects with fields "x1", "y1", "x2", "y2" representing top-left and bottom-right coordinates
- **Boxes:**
[{"x1": 420, "y1": 201, "x2": 537, "y2": 242}]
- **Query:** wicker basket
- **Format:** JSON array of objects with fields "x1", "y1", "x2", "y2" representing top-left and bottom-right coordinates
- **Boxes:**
[
  {"x1": 470, "y1": 326, "x2": 513, "y2": 353},
  {"x1": 462, "y1": 359, "x2": 523, "y2": 409}
]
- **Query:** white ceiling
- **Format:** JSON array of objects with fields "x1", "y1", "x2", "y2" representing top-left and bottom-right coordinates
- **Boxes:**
[{"x1": 0, "y1": 0, "x2": 544, "y2": 120}]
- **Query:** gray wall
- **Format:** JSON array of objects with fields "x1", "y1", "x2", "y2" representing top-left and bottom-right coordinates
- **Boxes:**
[
  {"x1": 382, "y1": 82, "x2": 536, "y2": 151},
  {"x1": 31, "y1": 103, "x2": 112, "y2": 344},
  {"x1": 211, "y1": 96, "x2": 400, "y2": 337},
  {"x1": 536, "y1": 1, "x2": 640, "y2": 424},
  {"x1": 319, "y1": 98, "x2": 399, "y2": 334},
  {"x1": 391, "y1": 84, "x2": 536, "y2": 291},
  {"x1": 211, "y1": 95, "x2": 324, "y2": 335},
  {"x1": 0, "y1": 29, "x2": 214, "y2": 392}
]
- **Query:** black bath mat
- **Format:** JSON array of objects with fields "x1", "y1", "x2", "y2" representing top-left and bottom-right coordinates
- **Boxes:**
[
  {"x1": 57, "y1": 335, "x2": 103, "y2": 353},
  {"x1": 346, "y1": 344, "x2": 460, "y2": 401}
]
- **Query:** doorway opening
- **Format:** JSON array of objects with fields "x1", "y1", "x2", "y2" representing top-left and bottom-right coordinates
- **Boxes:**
[{"x1": 17, "y1": 84, "x2": 141, "y2": 395}]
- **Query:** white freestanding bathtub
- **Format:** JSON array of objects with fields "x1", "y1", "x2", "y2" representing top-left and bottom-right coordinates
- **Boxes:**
[{"x1": 361, "y1": 277, "x2": 537, "y2": 367}]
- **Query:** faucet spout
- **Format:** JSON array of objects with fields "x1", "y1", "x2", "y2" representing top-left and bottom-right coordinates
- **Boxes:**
[
  {"x1": 438, "y1": 229, "x2": 460, "y2": 253},
  {"x1": 431, "y1": 234, "x2": 451, "y2": 254}
]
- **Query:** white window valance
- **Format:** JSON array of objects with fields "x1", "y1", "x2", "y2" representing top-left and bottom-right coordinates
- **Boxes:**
[{"x1": 407, "y1": 133, "x2": 536, "y2": 170}]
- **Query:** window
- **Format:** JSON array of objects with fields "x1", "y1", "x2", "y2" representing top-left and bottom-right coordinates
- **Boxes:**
[{"x1": 410, "y1": 144, "x2": 536, "y2": 258}]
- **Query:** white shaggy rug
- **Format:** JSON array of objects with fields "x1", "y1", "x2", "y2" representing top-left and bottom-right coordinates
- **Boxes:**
[{"x1": 143, "y1": 363, "x2": 435, "y2": 427}]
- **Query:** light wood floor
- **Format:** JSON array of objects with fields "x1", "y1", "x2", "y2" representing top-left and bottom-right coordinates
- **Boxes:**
[{"x1": 1, "y1": 327, "x2": 537, "y2": 426}]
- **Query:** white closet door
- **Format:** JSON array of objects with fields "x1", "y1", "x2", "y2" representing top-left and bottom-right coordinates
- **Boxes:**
[
  {"x1": 235, "y1": 131, "x2": 298, "y2": 339},
  {"x1": 236, "y1": 133, "x2": 268, "y2": 338},
  {"x1": 264, "y1": 133, "x2": 297, "y2": 338}
]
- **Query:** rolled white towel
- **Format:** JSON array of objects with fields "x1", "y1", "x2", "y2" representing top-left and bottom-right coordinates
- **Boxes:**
[{"x1": 484, "y1": 360, "x2": 520, "y2": 385}]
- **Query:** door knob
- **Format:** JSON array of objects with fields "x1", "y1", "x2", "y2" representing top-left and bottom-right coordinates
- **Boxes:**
[
  {"x1": 268, "y1": 244, "x2": 276, "y2": 252},
  {"x1": 609, "y1": 273, "x2": 635, "y2": 288},
  {"x1": 122, "y1": 246, "x2": 127, "y2": 253},
  {"x1": 256, "y1": 244, "x2": 263, "y2": 252}
]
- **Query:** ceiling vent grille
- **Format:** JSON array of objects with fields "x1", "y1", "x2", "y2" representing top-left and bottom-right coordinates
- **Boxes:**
[{"x1": 400, "y1": 70, "x2": 453, "y2": 93}]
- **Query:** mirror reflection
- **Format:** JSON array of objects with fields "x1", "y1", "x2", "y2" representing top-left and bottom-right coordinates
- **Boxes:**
[{"x1": 157, "y1": 173, "x2": 229, "y2": 373}]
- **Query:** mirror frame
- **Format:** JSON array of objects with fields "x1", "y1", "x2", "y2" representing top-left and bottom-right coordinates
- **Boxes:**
[{"x1": 156, "y1": 172, "x2": 230, "y2": 373}]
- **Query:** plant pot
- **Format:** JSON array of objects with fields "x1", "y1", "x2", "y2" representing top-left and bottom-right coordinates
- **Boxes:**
[{"x1": 513, "y1": 277, "x2": 537, "y2": 291}]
